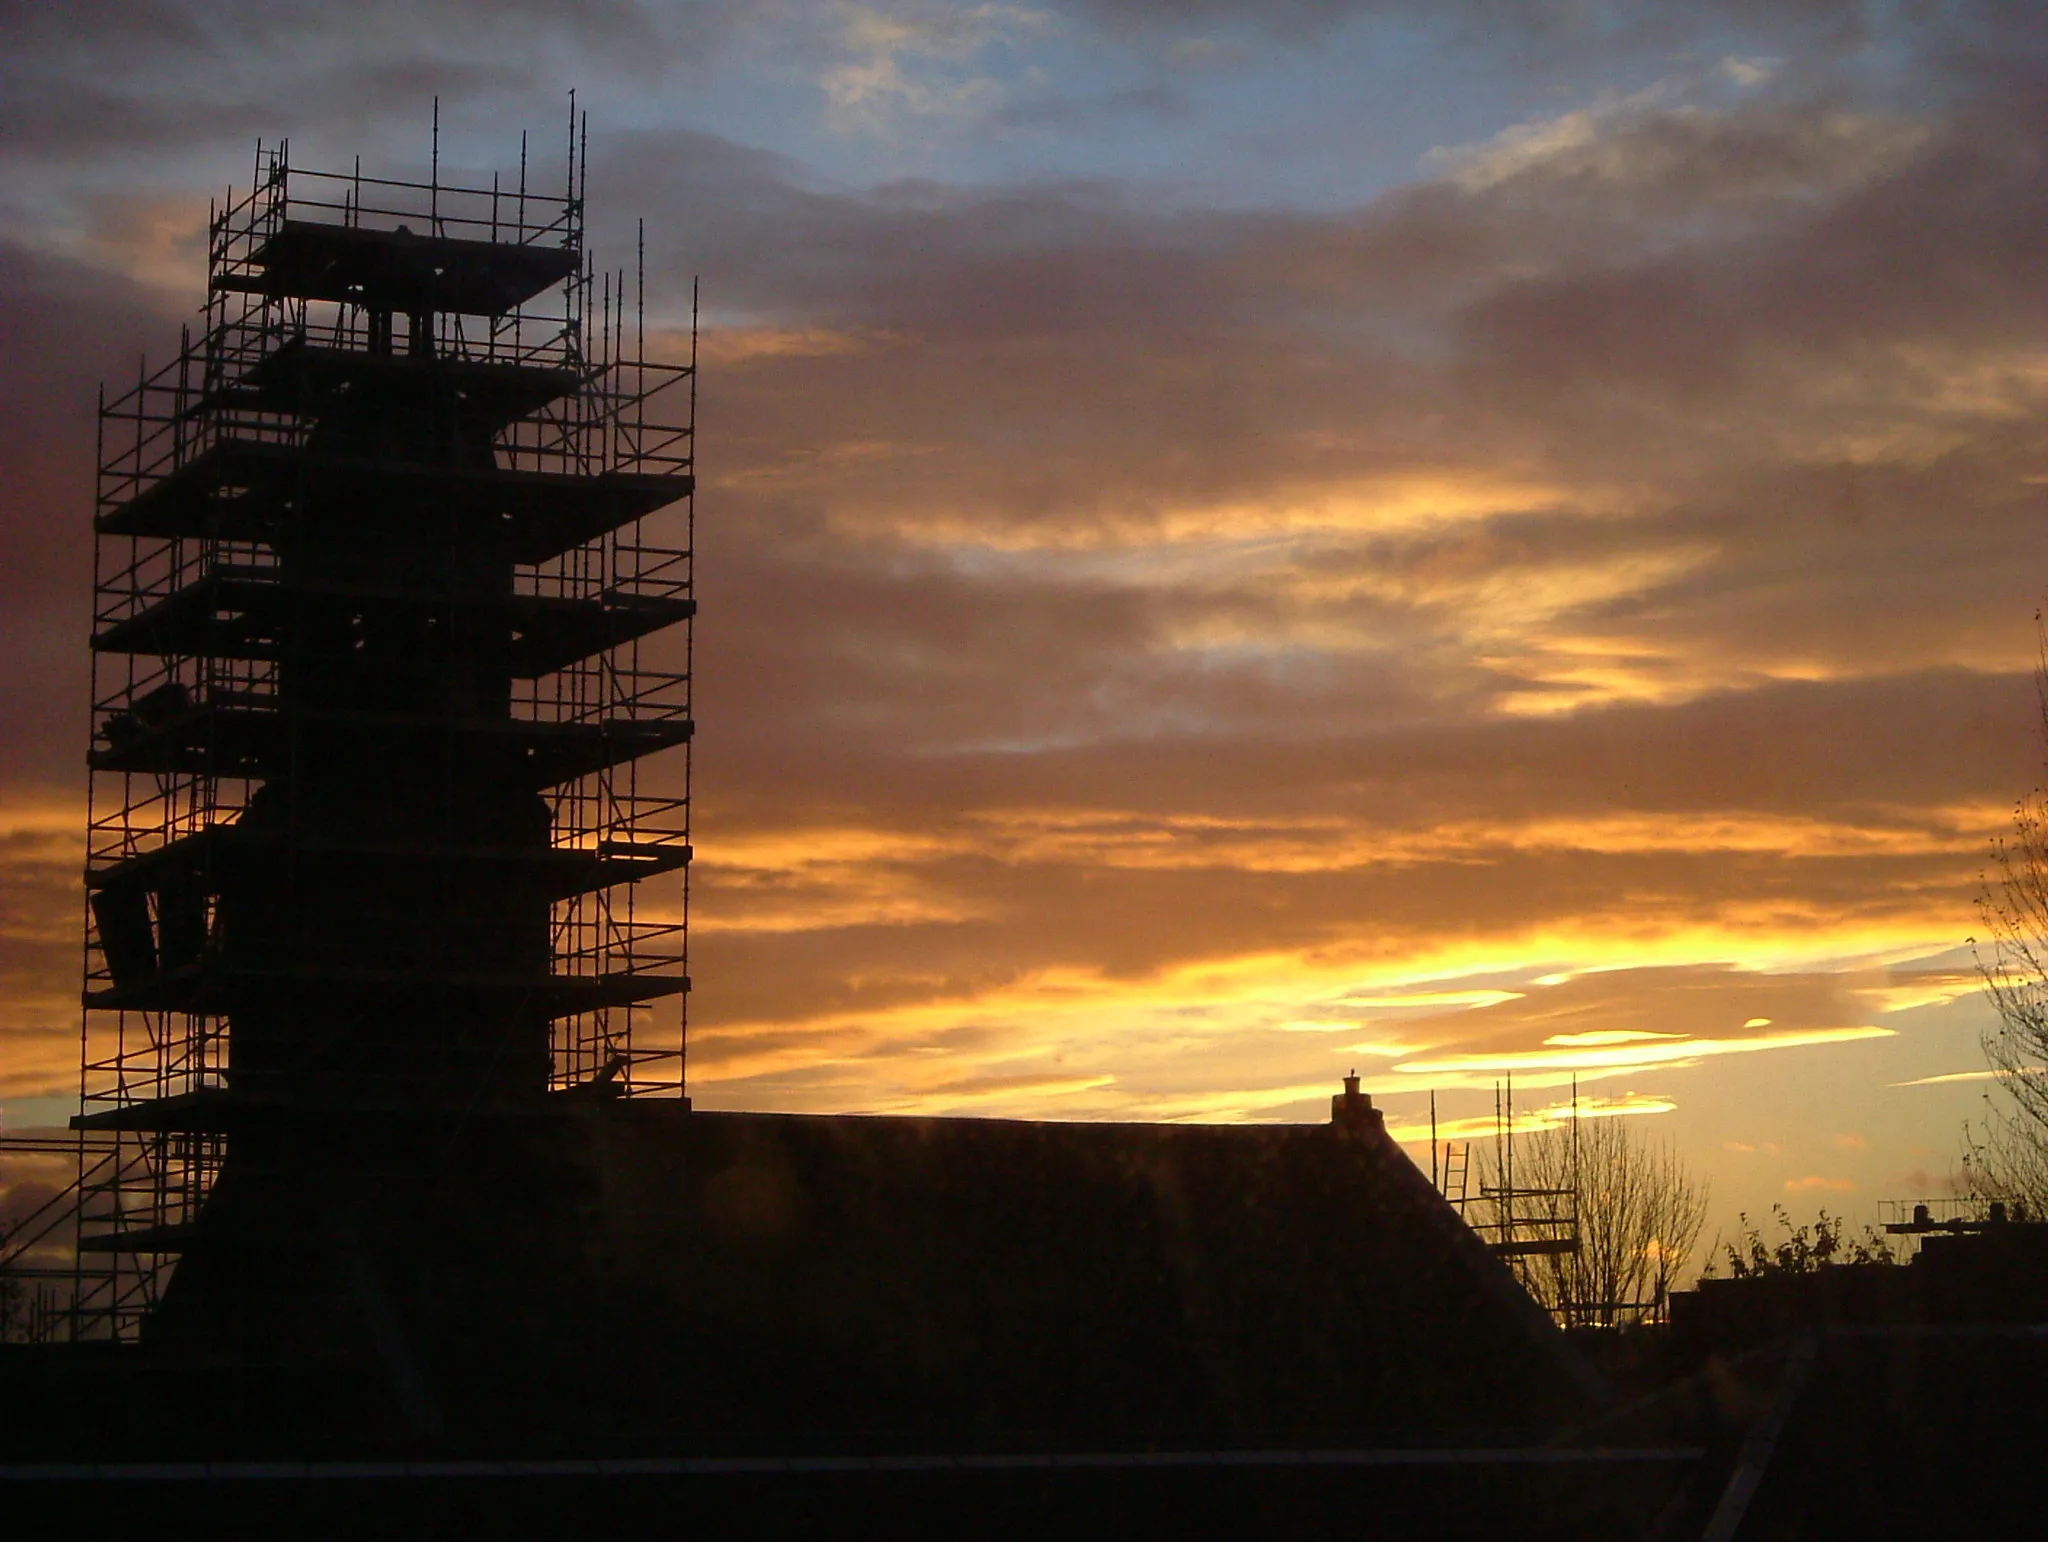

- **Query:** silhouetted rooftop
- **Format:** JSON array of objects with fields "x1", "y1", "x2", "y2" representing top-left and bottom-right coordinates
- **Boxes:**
[{"x1": 131, "y1": 1101, "x2": 1604, "y2": 1457}]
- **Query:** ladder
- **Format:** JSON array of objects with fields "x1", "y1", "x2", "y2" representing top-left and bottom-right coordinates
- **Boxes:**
[{"x1": 1441, "y1": 1141, "x2": 1470, "y2": 1211}]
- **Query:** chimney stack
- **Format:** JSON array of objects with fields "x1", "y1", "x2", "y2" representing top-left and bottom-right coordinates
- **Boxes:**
[{"x1": 1331, "y1": 1070, "x2": 1382, "y2": 1133}]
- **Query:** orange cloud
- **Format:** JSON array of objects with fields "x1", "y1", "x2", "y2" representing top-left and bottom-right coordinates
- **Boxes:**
[{"x1": 1392, "y1": 1025, "x2": 1893, "y2": 1082}]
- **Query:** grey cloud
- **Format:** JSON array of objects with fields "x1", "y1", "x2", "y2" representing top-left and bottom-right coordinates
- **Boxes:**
[
  {"x1": 577, "y1": 64, "x2": 2048, "y2": 765},
  {"x1": 1070, "y1": 0, "x2": 1878, "y2": 46},
  {"x1": 0, "y1": 1, "x2": 738, "y2": 174},
  {"x1": 0, "y1": 245, "x2": 176, "y2": 788},
  {"x1": 694, "y1": 668, "x2": 2038, "y2": 836},
  {"x1": 10, "y1": 67, "x2": 2045, "y2": 795}
]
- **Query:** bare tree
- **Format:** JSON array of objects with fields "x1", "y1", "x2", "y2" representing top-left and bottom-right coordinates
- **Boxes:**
[
  {"x1": 1482, "y1": 1117, "x2": 1709, "y2": 1328},
  {"x1": 1971, "y1": 662, "x2": 2048, "y2": 1214}
]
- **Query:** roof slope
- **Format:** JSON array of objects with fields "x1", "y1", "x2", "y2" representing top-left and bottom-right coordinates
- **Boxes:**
[{"x1": 146, "y1": 1100, "x2": 1604, "y2": 1453}]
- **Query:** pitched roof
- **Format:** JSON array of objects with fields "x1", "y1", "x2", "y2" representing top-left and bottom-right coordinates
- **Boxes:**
[{"x1": 153, "y1": 1098, "x2": 1605, "y2": 1451}]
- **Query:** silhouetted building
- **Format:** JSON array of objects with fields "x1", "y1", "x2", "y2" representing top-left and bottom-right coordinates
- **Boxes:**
[{"x1": 75, "y1": 129, "x2": 694, "y2": 1336}]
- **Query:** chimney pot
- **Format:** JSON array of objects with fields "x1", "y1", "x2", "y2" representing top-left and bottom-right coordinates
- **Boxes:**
[{"x1": 1332, "y1": 1072, "x2": 1380, "y2": 1132}]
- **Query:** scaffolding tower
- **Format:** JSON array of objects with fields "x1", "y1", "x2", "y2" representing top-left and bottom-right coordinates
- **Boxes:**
[
  {"x1": 68, "y1": 123, "x2": 695, "y2": 1339},
  {"x1": 1474, "y1": 1075, "x2": 1581, "y2": 1266}
]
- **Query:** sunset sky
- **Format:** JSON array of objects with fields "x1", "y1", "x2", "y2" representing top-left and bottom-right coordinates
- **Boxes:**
[{"x1": 4, "y1": 0, "x2": 2047, "y2": 1267}]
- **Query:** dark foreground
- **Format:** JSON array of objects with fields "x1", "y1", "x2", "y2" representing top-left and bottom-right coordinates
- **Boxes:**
[{"x1": 5, "y1": 1104, "x2": 2046, "y2": 1536}]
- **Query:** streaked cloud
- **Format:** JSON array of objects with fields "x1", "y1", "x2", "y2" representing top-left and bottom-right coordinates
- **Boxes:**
[
  {"x1": 1388, "y1": 1091, "x2": 1678, "y2": 1145},
  {"x1": 1892, "y1": 1066, "x2": 2046, "y2": 1088},
  {"x1": 1545, "y1": 1030, "x2": 1681, "y2": 1047},
  {"x1": 1391, "y1": 1025, "x2": 1893, "y2": 1083}
]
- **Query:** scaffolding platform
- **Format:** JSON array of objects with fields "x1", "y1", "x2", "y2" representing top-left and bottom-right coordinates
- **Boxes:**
[
  {"x1": 86, "y1": 826, "x2": 691, "y2": 905},
  {"x1": 97, "y1": 438, "x2": 691, "y2": 562},
  {"x1": 88, "y1": 699, "x2": 692, "y2": 783},
  {"x1": 230, "y1": 218, "x2": 581, "y2": 312},
  {"x1": 232, "y1": 338, "x2": 583, "y2": 426},
  {"x1": 93, "y1": 569, "x2": 693, "y2": 679},
  {"x1": 84, "y1": 966, "x2": 689, "y2": 1016}
]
